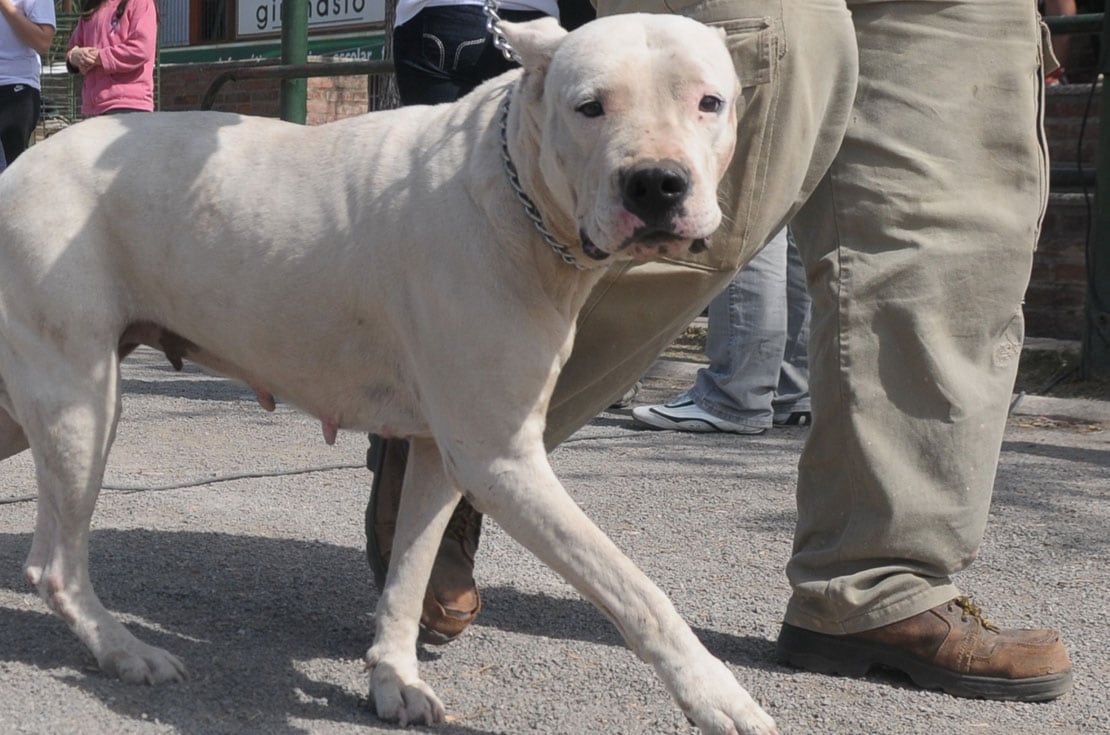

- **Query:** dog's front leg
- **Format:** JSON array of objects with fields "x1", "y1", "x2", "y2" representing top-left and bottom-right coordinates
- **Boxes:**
[
  {"x1": 365, "y1": 436, "x2": 457, "y2": 725},
  {"x1": 458, "y1": 451, "x2": 778, "y2": 735}
]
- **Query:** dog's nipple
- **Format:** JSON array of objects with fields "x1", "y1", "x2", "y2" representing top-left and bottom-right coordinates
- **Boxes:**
[
  {"x1": 321, "y1": 418, "x2": 338, "y2": 446},
  {"x1": 252, "y1": 386, "x2": 276, "y2": 412}
]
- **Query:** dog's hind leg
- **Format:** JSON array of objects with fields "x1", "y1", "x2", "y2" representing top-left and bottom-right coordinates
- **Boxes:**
[
  {"x1": 365, "y1": 436, "x2": 456, "y2": 725},
  {"x1": 16, "y1": 347, "x2": 186, "y2": 685}
]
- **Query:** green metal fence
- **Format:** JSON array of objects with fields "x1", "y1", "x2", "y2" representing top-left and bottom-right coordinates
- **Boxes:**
[{"x1": 39, "y1": 13, "x2": 80, "y2": 129}]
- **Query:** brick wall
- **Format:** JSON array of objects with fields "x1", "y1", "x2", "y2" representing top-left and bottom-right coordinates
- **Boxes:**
[
  {"x1": 1036, "y1": 82, "x2": 1100, "y2": 341},
  {"x1": 160, "y1": 62, "x2": 282, "y2": 117},
  {"x1": 305, "y1": 68, "x2": 376, "y2": 125},
  {"x1": 158, "y1": 56, "x2": 380, "y2": 123}
]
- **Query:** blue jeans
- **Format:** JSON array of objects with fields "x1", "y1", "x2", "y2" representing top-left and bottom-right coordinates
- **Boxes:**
[
  {"x1": 392, "y1": 6, "x2": 549, "y2": 105},
  {"x1": 688, "y1": 227, "x2": 810, "y2": 431}
]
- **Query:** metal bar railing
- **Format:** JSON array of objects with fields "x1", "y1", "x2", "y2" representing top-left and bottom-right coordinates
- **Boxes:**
[
  {"x1": 1044, "y1": 12, "x2": 1104, "y2": 35},
  {"x1": 198, "y1": 60, "x2": 395, "y2": 114}
]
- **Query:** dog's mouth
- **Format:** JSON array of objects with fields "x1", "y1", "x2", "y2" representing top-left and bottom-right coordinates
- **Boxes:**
[
  {"x1": 623, "y1": 228, "x2": 711, "y2": 258},
  {"x1": 579, "y1": 229, "x2": 611, "y2": 261},
  {"x1": 579, "y1": 228, "x2": 710, "y2": 261}
]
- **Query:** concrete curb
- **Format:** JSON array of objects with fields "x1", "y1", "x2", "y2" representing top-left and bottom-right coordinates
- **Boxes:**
[{"x1": 1009, "y1": 392, "x2": 1110, "y2": 424}]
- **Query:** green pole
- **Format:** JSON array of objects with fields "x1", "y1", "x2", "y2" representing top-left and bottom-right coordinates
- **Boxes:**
[
  {"x1": 1083, "y1": 3, "x2": 1110, "y2": 378},
  {"x1": 280, "y1": 0, "x2": 308, "y2": 124}
]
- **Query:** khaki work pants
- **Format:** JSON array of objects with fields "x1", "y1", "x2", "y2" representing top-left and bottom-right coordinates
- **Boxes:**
[{"x1": 547, "y1": 0, "x2": 1047, "y2": 633}]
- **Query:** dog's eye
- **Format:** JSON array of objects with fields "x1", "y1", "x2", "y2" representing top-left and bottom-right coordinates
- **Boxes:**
[
  {"x1": 576, "y1": 100, "x2": 604, "y2": 118},
  {"x1": 699, "y1": 95, "x2": 725, "y2": 114}
]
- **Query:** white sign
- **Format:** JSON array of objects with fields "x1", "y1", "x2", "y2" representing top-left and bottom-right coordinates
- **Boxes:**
[{"x1": 238, "y1": 0, "x2": 385, "y2": 38}]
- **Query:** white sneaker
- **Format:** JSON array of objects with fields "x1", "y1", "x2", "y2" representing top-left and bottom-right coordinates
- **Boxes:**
[
  {"x1": 631, "y1": 396, "x2": 767, "y2": 434},
  {"x1": 773, "y1": 410, "x2": 812, "y2": 427}
]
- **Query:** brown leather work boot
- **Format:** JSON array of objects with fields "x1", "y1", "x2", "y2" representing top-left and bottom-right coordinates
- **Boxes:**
[
  {"x1": 365, "y1": 436, "x2": 482, "y2": 645},
  {"x1": 776, "y1": 596, "x2": 1072, "y2": 701}
]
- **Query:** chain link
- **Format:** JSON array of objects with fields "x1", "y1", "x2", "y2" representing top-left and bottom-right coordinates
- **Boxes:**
[
  {"x1": 484, "y1": 0, "x2": 521, "y2": 63},
  {"x1": 498, "y1": 90, "x2": 584, "y2": 269},
  {"x1": 487, "y1": 0, "x2": 580, "y2": 268}
]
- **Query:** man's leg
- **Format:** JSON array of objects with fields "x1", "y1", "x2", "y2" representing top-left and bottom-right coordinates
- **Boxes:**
[
  {"x1": 777, "y1": 0, "x2": 1071, "y2": 700},
  {"x1": 772, "y1": 229, "x2": 811, "y2": 424}
]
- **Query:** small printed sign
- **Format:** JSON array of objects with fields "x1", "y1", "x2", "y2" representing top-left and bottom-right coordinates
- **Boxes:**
[{"x1": 238, "y1": 0, "x2": 385, "y2": 38}]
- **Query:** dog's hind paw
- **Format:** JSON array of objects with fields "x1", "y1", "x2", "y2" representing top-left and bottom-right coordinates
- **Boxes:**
[
  {"x1": 99, "y1": 643, "x2": 187, "y2": 685},
  {"x1": 366, "y1": 652, "x2": 445, "y2": 725}
]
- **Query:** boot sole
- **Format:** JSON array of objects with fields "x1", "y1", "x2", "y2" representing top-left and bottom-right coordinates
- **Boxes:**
[{"x1": 777, "y1": 623, "x2": 1073, "y2": 702}]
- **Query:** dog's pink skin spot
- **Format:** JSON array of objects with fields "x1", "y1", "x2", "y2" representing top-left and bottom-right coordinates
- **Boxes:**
[
  {"x1": 322, "y1": 418, "x2": 338, "y2": 445},
  {"x1": 24, "y1": 566, "x2": 41, "y2": 587},
  {"x1": 51, "y1": 594, "x2": 79, "y2": 626},
  {"x1": 618, "y1": 210, "x2": 646, "y2": 238},
  {"x1": 252, "y1": 387, "x2": 276, "y2": 412},
  {"x1": 36, "y1": 574, "x2": 78, "y2": 625}
]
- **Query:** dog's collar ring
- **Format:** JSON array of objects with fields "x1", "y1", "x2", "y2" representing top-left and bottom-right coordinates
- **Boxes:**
[{"x1": 498, "y1": 89, "x2": 585, "y2": 270}]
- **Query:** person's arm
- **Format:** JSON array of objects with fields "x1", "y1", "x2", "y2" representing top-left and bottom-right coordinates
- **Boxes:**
[
  {"x1": 0, "y1": 0, "x2": 55, "y2": 55},
  {"x1": 95, "y1": 0, "x2": 157, "y2": 74}
]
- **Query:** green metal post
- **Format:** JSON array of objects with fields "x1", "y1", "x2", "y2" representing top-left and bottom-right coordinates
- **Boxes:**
[
  {"x1": 280, "y1": 0, "x2": 308, "y2": 124},
  {"x1": 1083, "y1": 3, "x2": 1110, "y2": 378}
]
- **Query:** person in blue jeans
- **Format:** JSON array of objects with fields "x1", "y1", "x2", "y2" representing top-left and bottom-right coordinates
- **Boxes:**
[
  {"x1": 632, "y1": 227, "x2": 811, "y2": 434},
  {"x1": 391, "y1": 0, "x2": 558, "y2": 105}
]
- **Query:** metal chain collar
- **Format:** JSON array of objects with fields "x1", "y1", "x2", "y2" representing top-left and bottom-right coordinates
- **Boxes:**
[
  {"x1": 484, "y1": 0, "x2": 522, "y2": 63},
  {"x1": 498, "y1": 90, "x2": 584, "y2": 269},
  {"x1": 486, "y1": 0, "x2": 583, "y2": 270}
]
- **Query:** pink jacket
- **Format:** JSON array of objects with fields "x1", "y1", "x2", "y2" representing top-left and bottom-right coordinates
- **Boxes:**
[{"x1": 67, "y1": 0, "x2": 157, "y2": 115}]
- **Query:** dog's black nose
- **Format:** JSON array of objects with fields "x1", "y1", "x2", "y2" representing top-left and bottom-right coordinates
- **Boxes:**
[{"x1": 621, "y1": 160, "x2": 690, "y2": 222}]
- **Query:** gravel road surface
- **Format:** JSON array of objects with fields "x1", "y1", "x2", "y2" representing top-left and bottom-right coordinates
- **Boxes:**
[{"x1": 0, "y1": 349, "x2": 1106, "y2": 734}]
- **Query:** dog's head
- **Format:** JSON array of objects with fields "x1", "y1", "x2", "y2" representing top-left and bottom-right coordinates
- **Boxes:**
[{"x1": 502, "y1": 14, "x2": 739, "y2": 264}]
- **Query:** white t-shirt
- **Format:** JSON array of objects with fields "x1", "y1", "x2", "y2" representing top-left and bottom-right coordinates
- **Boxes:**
[
  {"x1": 0, "y1": 0, "x2": 56, "y2": 88},
  {"x1": 394, "y1": 0, "x2": 559, "y2": 30}
]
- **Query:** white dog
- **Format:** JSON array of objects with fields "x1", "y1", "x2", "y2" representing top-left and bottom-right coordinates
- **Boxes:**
[{"x1": 0, "y1": 14, "x2": 777, "y2": 735}]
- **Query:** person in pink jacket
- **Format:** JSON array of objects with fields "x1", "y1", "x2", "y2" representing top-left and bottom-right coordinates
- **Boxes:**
[{"x1": 65, "y1": 0, "x2": 156, "y2": 115}]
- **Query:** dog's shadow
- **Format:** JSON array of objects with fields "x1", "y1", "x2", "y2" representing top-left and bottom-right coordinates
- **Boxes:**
[
  {"x1": 0, "y1": 528, "x2": 783, "y2": 733},
  {"x1": 0, "y1": 529, "x2": 502, "y2": 734},
  {"x1": 476, "y1": 585, "x2": 782, "y2": 672}
]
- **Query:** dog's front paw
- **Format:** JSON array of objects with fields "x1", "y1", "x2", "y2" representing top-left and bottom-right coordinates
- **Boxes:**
[
  {"x1": 365, "y1": 646, "x2": 445, "y2": 725},
  {"x1": 672, "y1": 656, "x2": 778, "y2": 735}
]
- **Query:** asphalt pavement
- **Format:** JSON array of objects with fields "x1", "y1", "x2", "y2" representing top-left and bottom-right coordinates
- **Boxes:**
[{"x1": 0, "y1": 348, "x2": 1106, "y2": 734}]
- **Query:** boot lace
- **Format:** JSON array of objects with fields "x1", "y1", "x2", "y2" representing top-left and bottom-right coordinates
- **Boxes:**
[{"x1": 954, "y1": 595, "x2": 1000, "y2": 632}]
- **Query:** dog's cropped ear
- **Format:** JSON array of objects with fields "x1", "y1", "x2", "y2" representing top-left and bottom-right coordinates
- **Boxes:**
[{"x1": 500, "y1": 17, "x2": 568, "y2": 72}]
